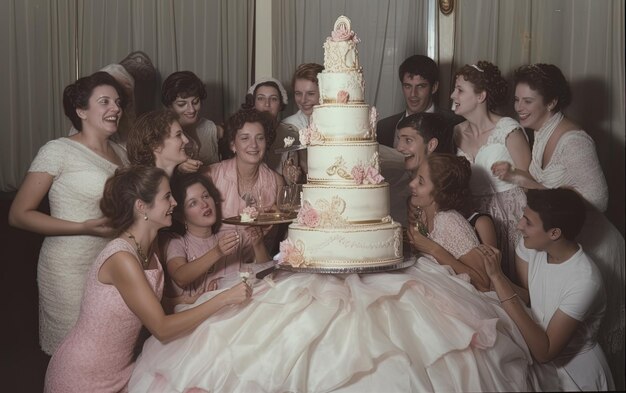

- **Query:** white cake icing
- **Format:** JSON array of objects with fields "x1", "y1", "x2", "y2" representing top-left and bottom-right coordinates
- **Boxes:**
[
  {"x1": 311, "y1": 104, "x2": 372, "y2": 141},
  {"x1": 318, "y1": 71, "x2": 364, "y2": 103},
  {"x1": 280, "y1": 16, "x2": 403, "y2": 270},
  {"x1": 301, "y1": 183, "x2": 390, "y2": 223},
  {"x1": 307, "y1": 142, "x2": 380, "y2": 184}
]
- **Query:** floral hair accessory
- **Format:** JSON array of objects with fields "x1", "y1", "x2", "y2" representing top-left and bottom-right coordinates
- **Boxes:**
[{"x1": 283, "y1": 136, "x2": 295, "y2": 148}]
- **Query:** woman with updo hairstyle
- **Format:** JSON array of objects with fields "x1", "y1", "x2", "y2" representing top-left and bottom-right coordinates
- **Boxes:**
[
  {"x1": 203, "y1": 108, "x2": 281, "y2": 275},
  {"x1": 407, "y1": 153, "x2": 491, "y2": 291},
  {"x1": 161, "y1": 71, "x2": 224, "y2": 167},
  {"x1": 9, "y1": 71, "x2": 130, "y2": 355},
  {"x1": 127, "y1": 108, "x2": 191, "y2": 177},
  {"x1": 450, "y1": 60, "x2": 530, "y2": 281},
  {"x1": 492, "y1": 63, "x2": 625, "y2": 384},
  {"x1": 45, "y1": 166, "x2": 251, "y2": 392}
]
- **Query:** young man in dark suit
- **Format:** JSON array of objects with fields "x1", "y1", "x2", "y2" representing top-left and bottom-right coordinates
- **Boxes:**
[{"x1": 376, "y1": 55, "x2": 462, "y2": 152}]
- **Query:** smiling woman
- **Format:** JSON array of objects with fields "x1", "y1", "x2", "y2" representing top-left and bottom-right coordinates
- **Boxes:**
[{"x1": 7, "y1": 71, "x2": 130, "y2": 355}]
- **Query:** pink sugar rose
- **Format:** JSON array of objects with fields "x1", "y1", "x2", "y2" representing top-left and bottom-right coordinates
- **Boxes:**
[
  {"x1": 297, "y1": 201, "x2": 320, "y2": 228},
  {"x1": 364, "y1": 166, "x2": 384, "y2": 184},
  {"x1": 242, "y1": 206, "x2": 258, "y2": 218},
  {"x1": 278, "y1": 239, "x2": 306, "y2": 267},
  {"x1": 337, "y1": 90, "x2": 350, "y2": 104},
  {"x1": 299, "y1": 128, "x2": 311, "y2": 146},
  {"x1": 351, "y1": 164, "x2": 366, "y2": 185}
]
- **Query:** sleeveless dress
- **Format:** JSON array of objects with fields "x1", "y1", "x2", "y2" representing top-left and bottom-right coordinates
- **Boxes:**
[
  {"x1": 457, "y1": 117, "x2": 527, "y2": 281},
  {"x1": 45, "y1": 239, "x2": 164, "y2": 392},
  {"x1": 29, "y1": 137, "x2": 128, "y2": 354},
  {"x1": 128, "y1": 210, "x2": 554, "y2": 392},
  {"x1": 208, "y1": 158, "x2": 279, "y2": 269},
  {"x1": 529, "y1": 112, "x2": 625, "y2": 388}
]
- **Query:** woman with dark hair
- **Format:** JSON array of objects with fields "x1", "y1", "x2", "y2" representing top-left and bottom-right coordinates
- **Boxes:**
[
  {"x1": 44, "y1": 166, "x2": 251, "y2": 392},
  {"x1": 493, "y1": 63, "x2": 624, "y2": 386},
  {"x1": 407, "y1": 153, "x2": 491, "y2": 291},
  {"x1": 127, "y1": 108, "x2": 190, "y2": 177},
  {"x1": 203, "y1": 108, "x2": 280, "y2": 272},
  {"x1": 450, "y1": 60, "x2": 531, "y2": 281},
  {"x1": 9, "y1": 71, "x2": 129, "y2": 355},
  {"x1": 161, "y1": 71, "x2": 224, "y2": 167},
  {"x1": 162, "y1": 173, "x2": 241, "y2": 305}
]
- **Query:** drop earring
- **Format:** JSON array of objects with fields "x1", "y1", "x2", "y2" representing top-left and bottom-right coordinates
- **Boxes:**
[{"x1": 144, "y1": 212, "x2": 148, "y2": 221}]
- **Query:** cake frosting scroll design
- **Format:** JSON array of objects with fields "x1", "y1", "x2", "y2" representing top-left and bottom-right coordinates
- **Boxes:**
[
  {"x1": 315, "y1": 196, "x2": 349, "y2": 228},
  {"x1": 279, "y1": 238, "x2": 307, "y2": 267},
  {"x1": 326, "y1": 157, "x2": 353, "y2": 180}
]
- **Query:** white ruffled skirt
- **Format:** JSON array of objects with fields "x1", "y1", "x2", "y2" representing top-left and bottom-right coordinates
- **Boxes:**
[{"x1": 129, "y1": 259, "x2": 553, "y2": 392}]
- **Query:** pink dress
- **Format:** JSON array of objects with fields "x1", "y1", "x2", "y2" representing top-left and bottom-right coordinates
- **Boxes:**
[
  {"x1": 45, "y1": 239, "x2": 164, "y2": 393},
  {"x1": 208, "y1": 158, "x2": 279, "y2": 269},
  {"x1": 165, "y1": 232, "x2": 222, "y2": 297}
]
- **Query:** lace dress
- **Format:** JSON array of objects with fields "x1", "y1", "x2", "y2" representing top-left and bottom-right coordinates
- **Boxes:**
[
  {"x1": 457, "y1": 117, "x2": 527, "y2": 281},
  {"x1": 45, "y1": 239, "x2": 164, "y2": 392},
  {"x1": 128, "y1": 210, "x2": 554, "y2": 392},
  {"x1": 29, "y1": 137, "x2": 128, "y2": 355},
  {"x1": 529, "y1": 112, "x2": 625, "y2": 387}
]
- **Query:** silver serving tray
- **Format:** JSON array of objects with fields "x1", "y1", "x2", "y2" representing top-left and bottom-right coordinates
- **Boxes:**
[{"x1": 276, "y1": 256, "x2": 416, "y2": 274}]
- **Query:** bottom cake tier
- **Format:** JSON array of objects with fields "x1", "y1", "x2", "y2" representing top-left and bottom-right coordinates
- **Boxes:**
[{"x1": 279, "y1": 221, "x2": 404, "y2": 272}]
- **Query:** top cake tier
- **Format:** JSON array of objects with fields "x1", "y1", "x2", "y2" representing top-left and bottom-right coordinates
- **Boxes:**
[{"x1": 322, "y1": 16, "x2": 362, "y2": 73}]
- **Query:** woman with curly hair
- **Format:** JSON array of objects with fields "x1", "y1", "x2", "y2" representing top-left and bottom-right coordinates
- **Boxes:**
[
  {"x1": 450, "y1": 60, "x2": 531, "y2": 281},
  {"x1": 203, "y1": 108, "x2": 281, "y2": 271},
  {"x1": 126, "y1": 109, "x2": 190, "y2": 176},
  {"x1": 407, "y1": 153, "x2": 492, "y2": 291}
]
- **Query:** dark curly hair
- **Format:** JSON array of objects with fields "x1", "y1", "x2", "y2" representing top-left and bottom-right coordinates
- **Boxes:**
[
  {"x1": 170, "y1": 172, "x2": 223, "y2": 234},
  {"x1": 426, "y1": 153, "x2": 472, "y2": 212},
  {"x1": 100, "y1": 166, "x2": 168, "y2": 233},
  {"x1": 513, "y1": 64, "x2": 572, "y2": 112},
  {"x1": 161, "y1": 71, "x2": 207, "y2": 107},
  {"x1": 455, "y1": 60, "x2": 507, "y2": 113},
  {"x1": 127, "y1": 109, "x2": 179, "y2": 167},
  {"x1": 223, "y1": 108, "x2": 277, "y2": 158},
  {"x1": 63, "y1": 71, "x2": 127, "y2": 131},
  {"x1": 241, "y1": 81, "x2": 287, "y2": 112},
  {"x1": 526, "y1": 188, "x2": 586, "y2": 241}
]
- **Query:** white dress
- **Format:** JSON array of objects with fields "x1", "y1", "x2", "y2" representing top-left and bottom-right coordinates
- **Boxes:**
[
  {"x1": 517, "y1": 241, "x2": 614, "y2": 391},
  {"x1": 29, "y1": 137, "x2": 128, "y2": 355},
  {"x1": 193, "y1": 118, "x2": 220, "y2": 165},
  {"x1": 129, "y1": 210, "x2": 552, "y2": 392},
  {"x1": 456, "y1": 117, "x2": 527, "y2": 281},
  {"x1": 529, "y1": 112, "x2": 625, "y2": 387}
]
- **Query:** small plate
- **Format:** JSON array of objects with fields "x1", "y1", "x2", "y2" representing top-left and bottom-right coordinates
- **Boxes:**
[{"x1": 223, "y1": 212, "x2": 298, "y2": 226}]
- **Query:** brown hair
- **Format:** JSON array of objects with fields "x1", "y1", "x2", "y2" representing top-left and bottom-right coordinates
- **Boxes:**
[
  {"x1": 454, "y1": 60, "x2": 507, "y2": 113},
  {"x1": 426, "y1": 153, "x2": 472, "y2": 212},
  {"x1": 100, "y1": 166, "x2": 168, "y2": 233},
  {"x1": 170, "y1": 173, "x2": 223, "y2": 233},
  {"x1": 224, "y1": 108, "x2": 277, "y2": 153},
  {"x1": 513, "y1": 64, "x2": 572, "y2": 112},
  {"x1": 127, "y1": 109, "x2": 179, "y2": 166},
  {"x1": 161, "y1": 71, "x2": 207, "y2": 107},
  {"x1": 291, "y1": 63, "x2": 324, "y2": 89},
  {"x1": 63, "y1": 71, "x2": 127, "y2": 131}
]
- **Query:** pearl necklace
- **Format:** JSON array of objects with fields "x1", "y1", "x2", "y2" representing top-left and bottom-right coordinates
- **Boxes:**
[{"x1": 125, "y1": 231, "x2": 149, "y2": 269}]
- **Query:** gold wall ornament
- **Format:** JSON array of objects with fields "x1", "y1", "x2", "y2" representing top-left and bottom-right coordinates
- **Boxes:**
[{"x1": 439, "y1": 0, "x2": 454, "y2": 15}]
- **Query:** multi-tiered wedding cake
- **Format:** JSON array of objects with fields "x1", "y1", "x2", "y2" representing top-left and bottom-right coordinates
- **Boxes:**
[{"x1": 278, "y1": 16, "x2": 403, "y2": 272}]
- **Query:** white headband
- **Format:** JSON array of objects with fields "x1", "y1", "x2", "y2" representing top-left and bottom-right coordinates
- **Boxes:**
[
  {"x1": 469, "y1": 64, "x2": 484, "y2": 73},
  {"x1": 247, "y1": 76, "x2": 288, "y2": 105}
]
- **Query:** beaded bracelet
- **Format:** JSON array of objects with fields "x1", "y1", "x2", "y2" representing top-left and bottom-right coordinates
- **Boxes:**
[{"x1": 500, "y1": 293, "x2": 518, "y2": 304}]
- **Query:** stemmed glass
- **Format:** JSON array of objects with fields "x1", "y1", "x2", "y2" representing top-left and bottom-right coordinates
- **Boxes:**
[{"x1": 277, "y1": 185, "x2": 294, "y2": 214}]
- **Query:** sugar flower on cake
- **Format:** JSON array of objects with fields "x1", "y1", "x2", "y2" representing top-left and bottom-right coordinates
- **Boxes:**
[
  {"x1": 330, "y1": 18, "x2": 360, "y2": 43},
  {"x1": 278, "y1": 238, "x2": 307, "y2": 267},
  {"x1": 369, "y1": 106, "x2": 379, "y2": 132},
  {"x1": 351, "y1": 162, "x2": 384, "y2": 185},
  {"x1": 298, "y1": 123, "x2": 323, "y2": 146},
  {"x1": 296, "y1": 201, "x2": 320, "y2": 228},
  {"x1": 283, "y1": 136, "x2": 295, "y2": 148},
  {"x1": 240, "y1": 206, "x2": 258, "y2": 222},
  {"x1": 336, "y1": 90, "x2": 350, "y2": 104}
]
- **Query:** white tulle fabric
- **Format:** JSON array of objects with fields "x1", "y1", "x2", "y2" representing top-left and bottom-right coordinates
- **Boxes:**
[
  {"x1": 29, "y1": 137, "x2": 127, "y2": 355},
  {"x1": 129, "y1": 258, "x2": 554, "y2": 392},
  {"x1": 529, "y1": 112, "x2": 624, "y2": 370}
]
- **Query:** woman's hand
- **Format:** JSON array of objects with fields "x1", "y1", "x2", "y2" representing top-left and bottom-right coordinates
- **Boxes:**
[
  {"x1": 477, "y1": 244, "x2": 503, "y2": 279},
  {"x1": 407, "y1": 224, "x2": 436, "y2": 255},
  {"x1": 177, "y1": 159, "x2": 203, "y2": 173},
  {"x1": 245, "y1": 226, "x2": 268, "y2": 244},
  {"x1": 217, "y1": 232, "x2": 239, "y2": 257},
  {"x1": 221, "y1": 282, "x2": 252, "y2": 305},
  {"x1": 491, "y1": 161, "x2": 514, "y2": 181},
  {"x1": 83, "y1": 217, "x2": 116, "y2": 237}
]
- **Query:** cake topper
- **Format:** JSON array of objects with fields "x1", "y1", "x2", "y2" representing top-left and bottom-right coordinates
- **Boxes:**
[{"x1": 331, "y1": 15, "x2": 360, "y2": 43}]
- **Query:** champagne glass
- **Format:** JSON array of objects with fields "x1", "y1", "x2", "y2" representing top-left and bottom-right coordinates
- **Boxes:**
[
  {"x1": 277, "y1": 185, "x2": 294, "y2": 214},
  {"x1": 290, "y1": 184, "x2": 302, "y2": 212}
]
